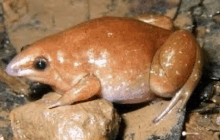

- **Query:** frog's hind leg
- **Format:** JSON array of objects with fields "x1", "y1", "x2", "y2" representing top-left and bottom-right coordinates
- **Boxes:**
[{"x1": 150, "y1": 30, "x2": 203, "y2": 123}]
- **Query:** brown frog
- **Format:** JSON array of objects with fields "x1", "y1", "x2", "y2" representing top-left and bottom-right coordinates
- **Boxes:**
[{"x1": 6, "y1": 15, "x2": 203, "y2": 123}]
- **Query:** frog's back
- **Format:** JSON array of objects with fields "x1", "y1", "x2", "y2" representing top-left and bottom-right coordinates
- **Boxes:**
[{"x1": 35, "y1": 17, "x2": 172, "y2": 71}]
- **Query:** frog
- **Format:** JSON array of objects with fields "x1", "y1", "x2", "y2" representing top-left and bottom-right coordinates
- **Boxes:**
[{"x1": 6, "y1": 14, "x2": 203, "y2": 123}]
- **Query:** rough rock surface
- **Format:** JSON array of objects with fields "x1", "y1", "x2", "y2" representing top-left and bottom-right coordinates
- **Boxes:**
[
  {"x1": 191, "y1": 0, "x2": 220, "y2": 79},
  {"x1": 0, "y1": 82, "x2": 25, "y2": 140},
  {"x1": 10, "y1": 93, "x2": 120, "y2": 140}
]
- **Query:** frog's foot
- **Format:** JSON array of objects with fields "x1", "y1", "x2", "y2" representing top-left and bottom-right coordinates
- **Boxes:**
[
  {"x1": 48, "y1": 74, "x2": 101, "y2": 109},
  {"x1": 150, "y1": 30, "x2": 203, "y2": 123},
  {"x1": 152, "y1": 87, "x2": 188, "y2": 124}
]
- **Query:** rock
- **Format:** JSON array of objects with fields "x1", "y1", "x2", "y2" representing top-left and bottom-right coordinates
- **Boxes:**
[
  {"x1": 185, "y1": 106, "x2": 220, "y2": 140},
  {"x1": 172, "y1": 0, "x2": 201, "y2": 32},
  {"x1": 191, "y1": 0, "x2": 220, "y2": 79},
  {"x1": 203, "y1": 29, "x2": 220, "y2": 79},
  {"x1": 128, "y1": 0, "x2": 181, "y2": 19},
  {"x1": 0, "y1": 68, "x2": 30, "y2": 96},
  {"x1": 10, "y1": 93, "x2": 120, "y2": 140},
  {"x1": 174, "y1": 12, "x2": 194, "y2": 31},
  {"x1": 0, "y1": 5, "x2": 27, "y2": 139},
  {"x1": 88, "y1": 0, "x2": 130, "y2": 19},
  {"x1": 178, "y1": 0, "x2": 201, "y2": 13},
  {"x1": 0, "y1": 82, "x2": 26, "y2": 140},
  {"x1": 212, "y1": 13, "x2": 220, "y2": 24}
]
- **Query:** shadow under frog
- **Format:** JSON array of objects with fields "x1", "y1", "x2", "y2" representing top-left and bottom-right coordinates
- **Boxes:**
[{"x1": 5, "y1": 14, "x2": 203, "y2": 123}]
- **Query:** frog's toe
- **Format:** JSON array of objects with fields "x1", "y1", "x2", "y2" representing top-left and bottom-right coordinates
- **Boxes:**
[
  {"x1": 152, "y1": 89, "x2": 183, "y2": 124},
  {"x1": 48, "y1": 99, "x2": 66, "y2": 109}
]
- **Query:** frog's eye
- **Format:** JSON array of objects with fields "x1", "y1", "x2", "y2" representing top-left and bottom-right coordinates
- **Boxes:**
[{"x1": 34, "y1": 57, "x2": 48, "y2": 70}]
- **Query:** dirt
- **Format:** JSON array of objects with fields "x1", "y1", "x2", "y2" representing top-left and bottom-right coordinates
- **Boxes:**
[{"x1": 122, "y1": 100, "x2": 182, "y2": 139}]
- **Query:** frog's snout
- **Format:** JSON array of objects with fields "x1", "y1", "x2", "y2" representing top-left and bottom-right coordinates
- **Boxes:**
[
  {"x1": 6, "y1": 59, "x2": 32, "y2": 77},
  {"x1": 6, "y1": 61, "x2": 19, "y2": 76}
]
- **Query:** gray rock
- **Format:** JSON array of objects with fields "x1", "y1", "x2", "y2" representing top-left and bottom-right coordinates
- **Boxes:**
[
  {"x1": 128, "y1": 0, "x2": 181, "y2": 19},
  {"x1": 193, "y1": 0, "x2": 220, "y2": 79},
  {"x1": 179, "y1": 0, "x2": 202, "y2": 13},
  {"x1": 0, "y1": 82, "x2": 26, "y2": 140}
]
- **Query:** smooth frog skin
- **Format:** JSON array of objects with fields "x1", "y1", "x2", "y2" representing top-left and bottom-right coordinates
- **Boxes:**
[{"x1": 6, "y1": 16, "x2": 203, "y2": 123}]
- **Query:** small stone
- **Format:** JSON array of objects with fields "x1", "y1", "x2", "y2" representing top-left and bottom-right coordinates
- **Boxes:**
[
  {"x1": 193, "y1": 6, "x2": 204, "y2": 16},
  {"x1": 0, "y1": 134, "x2": 4, "y2": 140},
  {"x1": 178, "y1": 0, "x2": 201, "y2": 12},
  {"x1": 215, "y1": 116, "x2": 220, "y2": 126},
  {"x1": 174, "y1": 12, "x2": 194, "y2": 31},
  {"x1": 213, "y1": 132, "x2": 220, "y2": 140},
  {"x1": 196, "y1": 26, "x2": 207, "y2": 38},
  {"x1": 197, "y1": 115, "x2": 211, "y2": 127},
  {"x1": 212, "y1": 13, "x2": 220, "y2": 24}
]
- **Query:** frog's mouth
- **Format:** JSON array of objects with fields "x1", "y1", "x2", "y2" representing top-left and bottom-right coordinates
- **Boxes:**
[
  {"x1": 5, "y1": 53, "x2": 37, "y2": 77},
  {"x1": 6, "y1": 61, "x2": 33, "y2": 77},
  {"x1": 8, "y1": 60, "x2": 73, "y2": 92},
  {"x1": 6, "y1": 62, "x2": 46, "y2": 83},
  {"x1": 7, "y1": 58, "x2": 48, "y2": 79}
]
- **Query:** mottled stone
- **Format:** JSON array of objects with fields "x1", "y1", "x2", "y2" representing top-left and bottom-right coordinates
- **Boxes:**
[
  {"x1": 174, "y1": 12, "x2": 194, "y2": 31},
  {"x1": 0, "y1": 82, "x2": 26, "y2": 140},
  {"x1": 88, "y1": 0, "x2": 130, "y2": 19},
  {"x1": 203, "y1": 29, "x2": 220, "y2": 79},
  {"x1": 128, "y1": 0, "x2": 181, "y2": 19},
  {"x1": 178, "y1": 0, "x2": 201, "y2": 13},
  {"x1": 185, "y1": 107, "x2": 220, "y2": 140},
  {"x1": 191, "y1": 0, "x2": 220, "y2": 79},
  {"x1": 212, "y1": 13, "x2": 220, "y2": 24}
]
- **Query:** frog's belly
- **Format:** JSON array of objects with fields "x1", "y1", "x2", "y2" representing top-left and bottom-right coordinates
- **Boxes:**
[{"x1": 100, "y1": 79, "x2": 152, "y2": 104}]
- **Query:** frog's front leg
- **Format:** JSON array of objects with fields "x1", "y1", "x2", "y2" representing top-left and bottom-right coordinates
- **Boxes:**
[
  {"x1": 49, "y1": 74, "x2": 101, "y2": 109},
  {"x1": 150, "y1": 30, "x2": 203, "y2": 123}
]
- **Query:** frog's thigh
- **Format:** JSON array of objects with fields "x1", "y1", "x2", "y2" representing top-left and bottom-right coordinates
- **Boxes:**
[
  {"x1": 150, "y1": 30, "x2": 198, "y2": 98},
  {"x1": 135, "y1": 14, "x2": 174, "y2": 30}
]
